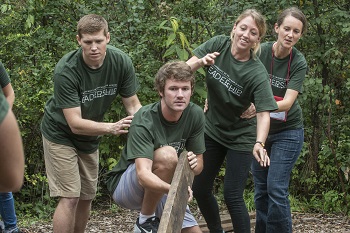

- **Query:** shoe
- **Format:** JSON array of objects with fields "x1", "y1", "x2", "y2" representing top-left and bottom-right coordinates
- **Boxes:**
[
  {"x1": 134, "y1": 216, "x2": 160, "y2": 233},
  {"x1": 5, "y1": 228, "x2": 24, "y2": 233}
]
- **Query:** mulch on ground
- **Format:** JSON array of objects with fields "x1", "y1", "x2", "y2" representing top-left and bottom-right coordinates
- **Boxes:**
[{"x1": 21, "y1": 207, "x2": 350, "y2": 233}]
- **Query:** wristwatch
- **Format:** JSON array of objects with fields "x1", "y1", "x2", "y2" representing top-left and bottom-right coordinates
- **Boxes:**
[{"x1": 255, "y1": 141, "x2": 265, "y2": 148}]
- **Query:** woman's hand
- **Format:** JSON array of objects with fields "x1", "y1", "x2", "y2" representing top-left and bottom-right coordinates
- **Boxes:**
[
  {"x1": 241, "y1": 103, "x2": 256, "y2": 119},
  {"x1": 253, "y1": 143, "x2": 270, "y2": 167}
]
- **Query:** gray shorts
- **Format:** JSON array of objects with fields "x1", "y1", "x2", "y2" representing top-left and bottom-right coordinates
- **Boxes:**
[{"x1": 112, "y1": 163, "x2": 198, "y2": 229}]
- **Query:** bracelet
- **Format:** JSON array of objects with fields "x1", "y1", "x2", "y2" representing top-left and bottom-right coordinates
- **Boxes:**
[{"x1": 255, "y1": 141, "x2": 265, "y2": 148}]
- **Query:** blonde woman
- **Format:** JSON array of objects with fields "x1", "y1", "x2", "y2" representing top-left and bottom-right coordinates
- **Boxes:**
[{"x1": 186, "y1": 9, "x2": 277, "y2": 233}]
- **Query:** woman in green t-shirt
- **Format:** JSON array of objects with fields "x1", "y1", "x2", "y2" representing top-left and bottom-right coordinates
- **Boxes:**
[
  {"x1": 186, "y1": 9, "x2": 277, "y2": 233},
  {"x1": 247, "y1": 7, "x2": 308, "y2": 233}
]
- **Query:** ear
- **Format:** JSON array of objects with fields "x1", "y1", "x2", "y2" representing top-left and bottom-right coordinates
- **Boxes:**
[
  {"x1": 274, "y1": 23, "x2": 279, "y2": 34},
  {"x1": 106, "y1": 32, "x2": 111, "y2": 43},
  {"x1": 232, "y1": 23, "x2": 237, "y2": 33},
  {"x1": 159, "y1": 90, "x2": 163, "y2": 97},
  {"x1": 76, "y1": 35, "x2": 81, "y2": 45}
]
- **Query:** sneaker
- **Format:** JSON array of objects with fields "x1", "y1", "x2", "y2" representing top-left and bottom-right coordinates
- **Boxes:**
[
  {"x1": 134, "y1": 216, "x2": 160, "y2": 233},
  {"x1": 5, "y1": 227, "x2": 24, "y2": 233}
]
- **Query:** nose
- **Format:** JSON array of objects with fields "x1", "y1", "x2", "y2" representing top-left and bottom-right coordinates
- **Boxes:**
[
  {"x1": 91, "y1": 42, "x2": 97, "y2": 51},
  {"x1": 176, "y1": 89, "x2": 184, "y2": 98}
]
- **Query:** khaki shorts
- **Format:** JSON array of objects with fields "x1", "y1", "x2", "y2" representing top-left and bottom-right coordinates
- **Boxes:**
[{"x1": 42, "y1": 135, "x2": 98, "y2": 200}]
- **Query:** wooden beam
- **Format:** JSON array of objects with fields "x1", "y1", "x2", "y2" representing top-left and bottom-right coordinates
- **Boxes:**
[{"x1": 158, "y1": 151, "x2": 194, "y2": 233}]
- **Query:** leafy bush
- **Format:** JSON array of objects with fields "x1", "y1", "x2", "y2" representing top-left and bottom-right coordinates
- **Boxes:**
[{"x1": 0, "y1": 0, "x2": 348, "y2": 217}]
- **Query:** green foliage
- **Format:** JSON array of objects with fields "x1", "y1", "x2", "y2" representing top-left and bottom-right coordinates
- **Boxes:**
[
  {"x1": 1, "y1": 0, "x2": 349, "y2": 218},
  {"x1": 304, "y1": 191, "x2": 344, "y2": 213}
]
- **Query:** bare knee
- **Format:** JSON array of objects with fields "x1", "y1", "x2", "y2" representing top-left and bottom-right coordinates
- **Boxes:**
[
  {"x1": 59, "y1": 197, "x2": 80, "y2": 210},
  {"x1": 153, "y1": 146, "x2": 178, "y2": 171}
]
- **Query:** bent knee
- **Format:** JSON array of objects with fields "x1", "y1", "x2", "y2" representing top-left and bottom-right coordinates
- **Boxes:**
[{"x1": 153, "y1": 146, "x2": 178, "y2": 169}]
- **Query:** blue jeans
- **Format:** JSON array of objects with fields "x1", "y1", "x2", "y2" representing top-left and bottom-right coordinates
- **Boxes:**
[
  {"x1": 192, "y1": 134, "x2": 253, "y2": 233},
  {"x1": 0, "y1": 192, "x2": 18, "y2": 231},
  {"x1": 251, "y1": 128, "x2": 304, "y2": 233}
]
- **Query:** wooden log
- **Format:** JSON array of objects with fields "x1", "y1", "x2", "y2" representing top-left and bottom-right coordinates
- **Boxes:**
[
  {"x1": 198, "y1": 212, "x2": 256, "y2": 232},
  {"x1": 158, "y1": 151, "x2": 194, "y2": 233}
]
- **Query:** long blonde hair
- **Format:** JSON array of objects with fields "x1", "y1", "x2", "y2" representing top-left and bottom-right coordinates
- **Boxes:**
[{"x1": 230, "y1": 9, "x2": 266, "y2": 59}]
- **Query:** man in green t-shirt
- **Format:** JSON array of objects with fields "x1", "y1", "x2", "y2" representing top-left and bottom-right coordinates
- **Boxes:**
[
  {"x1": 40, "y1": 14, "x2": 141, "y2": 233},
  {"x1": 106, "y1": 61, "x2": 205, "y2": 233}
]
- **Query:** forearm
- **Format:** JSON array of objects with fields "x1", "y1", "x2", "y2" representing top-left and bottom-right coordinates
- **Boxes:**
[
  {"x1": 0, "y1": 110, "x2": 24, "y2": 192},
  {"x1": 274, "y1": 89, "x2": 299, "y2": 112},
  {"x1": 186, "y1": 56, "x2": 204, "y2": 72},
  {"x1": 2, "y1": 83, "x2": 15, "y2": 108},
  {"x1": 63, "y1": 107, "x2": 133, "y2": 136},
  {"x1": 256, "y1": 111, "x2": 270, "y2": 143},
  {"x1": 126, "y1": 102, "x2": 142, "y2": 116},
  {"x1": 6, "y1": 92, "x2": 15, "y2": 109},
  {"x1": 138, "y1": 171, "x2": 171, "y2": 194},
  {"x1": 122, "y1": 95, "x2": 142, "y2": 116},
  {"x1": 68, "y1": 119, "x2": 117, "y2": 136},
  {"x1": 192, "y1": 154, "x2": 203, "y2": 175}
]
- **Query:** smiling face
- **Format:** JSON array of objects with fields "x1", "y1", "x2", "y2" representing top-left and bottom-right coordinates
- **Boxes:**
[
  {"x1": 231, "y1": 16, "x2": 261, "y2": 57},
  {"x1": 76, "y1": 30, "x2": 110, "y2": 69},
  {"x1": 275, "y1": 15, "x2": 303, "y2": 49},
  {"x1": 159, "y1": 79, "x2": 192, "y2": 122}
]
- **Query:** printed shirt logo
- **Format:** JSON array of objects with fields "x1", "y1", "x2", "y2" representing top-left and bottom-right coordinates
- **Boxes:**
[
  {"x1": 270, "y1": 74, "x2": 287, "y2": 89},
  {"x1": 161, "y1": 139, "x2": 186, "y2": 154},
  {"x1": 81, "y1": 84, "x2": 118, "y2": 103},
  {"x1": 208, "y1": 65, "x2": 243, "y2": 96}
]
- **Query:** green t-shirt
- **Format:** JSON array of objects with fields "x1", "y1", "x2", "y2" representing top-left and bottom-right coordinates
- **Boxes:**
[
  {"x1": 259, "y1": 42, "x2": 307, "y2": 134},
  {"x1": 0, "y1": 94, "x2": 9, "y2": 124},
  {"x1": 0, "y1": 62, "x2": 10, "y2": 89},
  {"x1": 0, "y1": 62, "x2": 10, "y2": 117},
  {"x1": 41, "y1": 45, "x2": 140, "y2": 153},
  {"x1": 193, "y1": 35, "x2": 277, "y2": 151},
  {"x1": 106, "y1": 101, "x2": 206, "y2": 194}
]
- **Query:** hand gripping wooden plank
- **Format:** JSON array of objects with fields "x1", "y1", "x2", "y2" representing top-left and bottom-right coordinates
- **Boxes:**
[{"x1": 158, "y1": 151, "x2": 194, "y2": 233}]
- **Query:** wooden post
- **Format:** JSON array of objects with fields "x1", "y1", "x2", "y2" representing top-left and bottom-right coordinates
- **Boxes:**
[{"x1": 158, "y1": 151, "x2": 194, "y2": 233}]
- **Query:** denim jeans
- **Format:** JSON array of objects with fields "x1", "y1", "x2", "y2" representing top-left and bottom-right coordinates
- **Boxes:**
[
  {"x1": 0, "y1": 192, "x2": 18, "y2": 231},
  {"x1": 192, "y1": 134, "x2": 253, "y2": 233},
  {"x1": 251, "y1": 128, "x2": 304, "y2": 233}
]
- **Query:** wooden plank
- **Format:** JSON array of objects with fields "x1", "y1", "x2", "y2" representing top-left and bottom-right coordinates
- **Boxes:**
[
  {"x1": 198, "y1": 212, "x2": 256, "y2": 232},
  {"x1": 158, "y1": 151, "x2": 194, "y2": 233}
]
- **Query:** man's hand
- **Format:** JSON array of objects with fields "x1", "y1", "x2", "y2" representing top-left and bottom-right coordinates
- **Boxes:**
[
  {"x1": 241, "y1": 103, "x2": 256, "y2": 119},
  {"x1": 187, "y1": 151, "x2": 198, "y2": 169},
  {"x1": 187, "y1": 186, "x2": 193, "y2": 202},
  {"x1": 109, "y1": 115, "x2": 134, "y2": 135}
]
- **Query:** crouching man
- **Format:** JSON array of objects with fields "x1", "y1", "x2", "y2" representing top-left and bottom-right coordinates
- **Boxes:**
[{"x1": 106, "y1": 61, "x2": 205, "y2": 233}]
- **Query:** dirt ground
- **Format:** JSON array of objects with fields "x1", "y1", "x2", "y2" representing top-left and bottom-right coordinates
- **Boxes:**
[{"x1": 20, "y1": 207, "x2": 350, "y2": 233}]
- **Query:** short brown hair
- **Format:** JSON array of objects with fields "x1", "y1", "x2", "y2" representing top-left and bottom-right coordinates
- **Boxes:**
[
  {"x1": 155, "y1": 61, "x2": 195, "y2": 94},
  {"x1": 77, "y1": 14, "x2": 108, "y2": 38}
]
